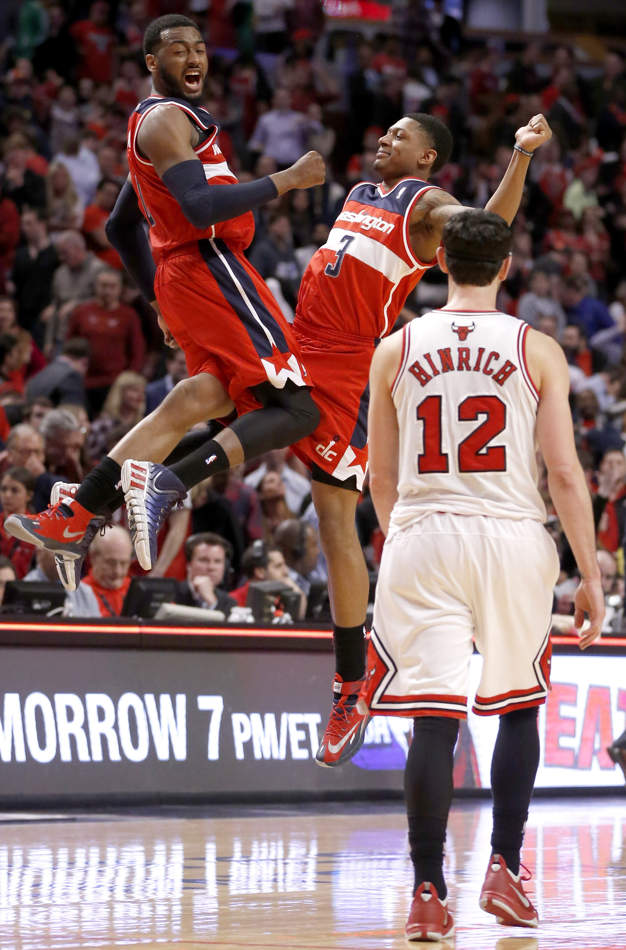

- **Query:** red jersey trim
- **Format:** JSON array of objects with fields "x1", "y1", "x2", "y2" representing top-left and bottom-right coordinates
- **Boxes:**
[
  {"x1": 370, "y1": 706, "x2": 468, "y2": 720},
  {"x1": 517, "y1": 322, "x2": 539, "y2": 402},
  {"x1": 391, "y1": 323, "x2": 411, "y2": 397}
]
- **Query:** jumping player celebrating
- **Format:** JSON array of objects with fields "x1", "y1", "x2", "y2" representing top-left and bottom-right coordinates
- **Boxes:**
[{"x1": 6, "y1": 15, "x2": 324, "y2": 582}]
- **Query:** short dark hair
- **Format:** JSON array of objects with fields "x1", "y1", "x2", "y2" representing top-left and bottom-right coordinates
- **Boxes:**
[
  {"x1": 184, "y1": 532, "x2": 233, "y2": 563},
  {"x1": 442, "y1": 210, "x2": 512, "y2": 286},
  {"x1": 404, "y1": 113, "x2": 453, "y2": 174},
  {"x1": 143, "y1": 15, "x2": 201, "y2": 56},
  {"x1": 62, "y1": 337, "x2": 90, "y2": 360}
]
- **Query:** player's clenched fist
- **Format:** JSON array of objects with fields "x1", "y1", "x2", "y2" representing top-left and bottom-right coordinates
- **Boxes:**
[
  {"x1": 515, "y1": 113, "x2": 552, "y2": 153},
  {"x1": 273, "y1": 150, "x2": 326, "y2": 195}
]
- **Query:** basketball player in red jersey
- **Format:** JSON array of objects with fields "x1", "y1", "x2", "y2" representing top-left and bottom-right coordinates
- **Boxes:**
[
  {"x1": 290, "y1": 110, "x2": 554, "y2": 767},
  {"x1": 6, "y1": 15, "x2": 325, "y2": 583}
]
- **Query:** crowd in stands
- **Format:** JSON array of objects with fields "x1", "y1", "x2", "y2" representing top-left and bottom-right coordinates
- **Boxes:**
[{"x1": 0, "y1": 1, "x2": 625, "y2": 625}]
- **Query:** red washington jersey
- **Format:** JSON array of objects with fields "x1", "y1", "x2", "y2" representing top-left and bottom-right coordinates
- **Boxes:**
[
  {"x1": 127, "y1": 95, "x2": 255, "y2": 262},
  {"x1": 295, "y1": 177, "x2": 439, "y2": 340}
]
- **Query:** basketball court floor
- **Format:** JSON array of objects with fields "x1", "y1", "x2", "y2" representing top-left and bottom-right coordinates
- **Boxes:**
[{"x1": 0, "y1": 795, "x2": 624, "y2": 949}]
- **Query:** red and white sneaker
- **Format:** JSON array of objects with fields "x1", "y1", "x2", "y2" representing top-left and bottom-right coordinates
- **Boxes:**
[
  {"x1": 479, "y1": 854, "x2": 538, "y2": 927},
  {"x1": 315, "y1": 674, "x2": 369, "y2": 767},
  {"x1": 405, "y1": 882, "x2": 454, "y2": 942},
  {"x1": 5, "y1": 491, "x2": 106, "y2": 592}
]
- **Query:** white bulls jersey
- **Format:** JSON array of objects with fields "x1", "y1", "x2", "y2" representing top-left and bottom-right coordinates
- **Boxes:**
[
  {"x1": 295, "y1": 177, "x2": 438, "y2": 339},
  {"x1": 389, "y1": 308, "x2": 546, "y2": 535}
]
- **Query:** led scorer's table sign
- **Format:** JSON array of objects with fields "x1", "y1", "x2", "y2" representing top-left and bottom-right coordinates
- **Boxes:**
[{"x1": 0, "y1": 623, "x2": 623, "y2": 803}]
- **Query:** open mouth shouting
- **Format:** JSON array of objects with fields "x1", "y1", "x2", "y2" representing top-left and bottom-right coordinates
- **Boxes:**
[{"x1": 183, "y1": 69, "x2": 203, "y2": 95}]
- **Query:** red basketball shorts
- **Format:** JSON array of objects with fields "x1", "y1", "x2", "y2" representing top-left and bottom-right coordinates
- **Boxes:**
[
  {"x1": 291, "y1": 327, "x2": 375, "y2": 491},
  {"x1": 155, "y1": 238, "x2": 309, "y2": 414}
]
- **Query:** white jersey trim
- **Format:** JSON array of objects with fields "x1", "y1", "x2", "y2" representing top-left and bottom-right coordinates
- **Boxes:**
[
  {"x1": 325, "y1": 227, "x2": 410, "y2": 286},
  {"x1": 131, "y1": 100, "x2": 218, "y2": 168}
]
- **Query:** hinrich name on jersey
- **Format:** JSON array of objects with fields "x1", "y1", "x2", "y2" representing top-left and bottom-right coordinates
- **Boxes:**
[
  {"x1": 336, "y1": 208, "x2": 395, "y2": 234},
  {"x1": 409, "y1": 347, "x2": 518, "y2": 387}
]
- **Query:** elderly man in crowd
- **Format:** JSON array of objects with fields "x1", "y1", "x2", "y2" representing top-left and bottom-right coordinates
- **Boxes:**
[
  {"x1": 2, "y1": 423, "x2": 61, "y2": 510},
  {"x1": 66, "y1": 525, "x2": 132, "y2": 617},
  {"x1": 40, "y1": 230, "x2": 105, "y2": 354}
]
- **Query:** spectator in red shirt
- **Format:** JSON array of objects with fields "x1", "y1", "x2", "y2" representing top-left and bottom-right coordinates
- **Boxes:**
[
  {"x1": 0, "y1": 466, "x2": 36, "y2": 578},
  {"x1": 82, "y1": 178, "x2": 122, "y2": 270},
  {"x1": 67, "y1": 525, "x2": 133, "y2": 617},
  {"x1": 70, "y1": 1, "x2": 116, "y2": 85},
  {"x1": 67, "y1": 268, "x2": 146, "y2": 414}
]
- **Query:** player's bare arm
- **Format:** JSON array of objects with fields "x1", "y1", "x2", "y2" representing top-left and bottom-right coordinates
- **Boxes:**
[
  {"x1": 409, "y1": 114, "x2": 552, "y2": 262},
  {"x1": 368, "y1": 333, "x2": 403, "y2": 536},
  {"x1": 528, "y1": 328, "x2": 604, "y2": 647}
]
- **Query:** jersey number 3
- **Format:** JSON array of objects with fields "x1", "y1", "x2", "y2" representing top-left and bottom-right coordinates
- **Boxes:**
[
  {"x1": 324, "y1": 235, "x2": 354, "y2": 278},
  {"x1": 417, "y1": 394, "x2": 507, "y2": 473}
]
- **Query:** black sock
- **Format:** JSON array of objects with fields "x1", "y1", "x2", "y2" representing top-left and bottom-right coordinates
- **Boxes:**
[
  {"x1": 74, "y1": 457, "x2": 122, "y2": 515},
  {"x1": 170, "y1": 441, "x2": 229, "y2": 489},
  {"x1": 490, "y1": 706, "x2": 540, "y2": 875},
  {"x1": 333, "y1": 624, "x2": 366, "y2": 682},
  {"x1": 405, "y1": 716, "x2": 459, "y2": 900}
]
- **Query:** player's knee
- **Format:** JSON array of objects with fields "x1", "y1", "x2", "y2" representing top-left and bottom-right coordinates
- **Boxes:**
[
  {"x1": 161, "y1": 375, "x2": 232, "y2": 424},
  {"x1": 289, "y1": 387, "x2": 320, "y2": 439}
]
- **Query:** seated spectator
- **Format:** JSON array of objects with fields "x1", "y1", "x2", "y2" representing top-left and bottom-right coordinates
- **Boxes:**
[
  {"x1": 597, "y1": 548, "x2": 621, "y2": 632},
  {"x1": 49, "y1": 86, "x2": 81, "y2": 156},
  {"x1": 245, "y1": 447, "x2": 311, "y2": 514},
  {"x1": 175, "y1": 532, "x2": 237, "y2": 617},
  {"x1": 0, "y1": 296, "x2": 47, "y2": 387},
  {"x1": 231, "y1": 539, "x2": 307, "y2": 618},
  {"x1": 82, "y1": 178, "x2": 122, "y2": 270},
  {"x1": 41, "y1": 407, "x2": 85, "y2": 482},
  {"x1": 249, "y1": 88, "x2": 310, "y2": 168},
  {"x1": 1, "y1": 423, "x2": 59, "y2": 511},
  {"x1": 0, "y1": 187, "x2": 20, "y2": 295},
  {"x1": 273, "y1": 518, "x2": 321, "y2": 596},
  {"x1": 595, "y1": 448, "x2": 626, "y2": 552},
  {"x1": 561, "y1": 323, "x2": 606, "y2": 378},
  {"x1": 86, "y1": 370, "x2": 146, "y2": 464},
  {"x1": 145, "y1": 347, "x2": 187, "y2": 413},
  {"x1": 53, "y1": 134, "x2": 101, "y2": 207},
  {"x1": 8, "y1": 206, "x2": 59, "y2": 343},
  {"x1": 249, "y1": 211, "x2": 302, "y2": 312},
  {"x1": 66, "y1": 525, "x2": 132, "y2": 617},
  {"x1": 26, "y1": 336, "x2": 89, "y2": 407},
  {"x1": 0, "y1": 466, "x2": 35, "y2": 577},
  {"x1": 562, "y1": 274, "x2": 614, "y2": 339},
  {"x1": 41, "y1": 230, "x2": 105, "y2": 354},
  {"x1": 24, "y1": 547, "x2": 62, "y2": 584},
  {"x1": 23, "y1": 396, "x2": 52, "y2": 431},
  {"x1": 45, "y1": 160, "x2": 84, "y2": 233},
  {"x1": 0, "y1": 334, "x2": 23, "y2": 396},
  {"x1": 517, "y1": 269, "x2": 567, "y2": 334},
  {"x1": 190, "y1": 477, "x2": 244, "y2": 574},
  {"x1": 67, "y1": 268, "x2": 146, "y2": 414},
  {"x1": 0, "y1": 556, "x2": 17, "y2": 605},
  {"x1": 257, "y1": 470, "x2": 296, "y2": 540},
  {"x1": 210, "y1": 467, "x2": 263, "y2": 548},
  {"x1": 1, "y1": 136, "x2": 46, "y2": 212}
]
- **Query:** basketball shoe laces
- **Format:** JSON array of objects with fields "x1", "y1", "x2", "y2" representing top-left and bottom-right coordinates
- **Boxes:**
[{"x1": 325, "y1": 691, "x2": 360, "y2": 743}]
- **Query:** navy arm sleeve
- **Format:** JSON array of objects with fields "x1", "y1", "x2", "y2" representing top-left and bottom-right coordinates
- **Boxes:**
[
  {"x1": 161, "y1": 160, "x2": 278, "y2": 230},
  {"x1": 105, "y1": 180, "x2": 156, "y2": 302}
]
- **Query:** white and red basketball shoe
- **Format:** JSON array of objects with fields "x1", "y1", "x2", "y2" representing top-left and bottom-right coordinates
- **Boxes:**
[
  {"x1": 405, "y1": 882, "x2": 455, "y2": 942},
  {"x1": 315, "y1": 674, "x2": 369, "y2": 767},
  {"x1": 479, "y1": 854, "x2": 538, "y2": 927}
]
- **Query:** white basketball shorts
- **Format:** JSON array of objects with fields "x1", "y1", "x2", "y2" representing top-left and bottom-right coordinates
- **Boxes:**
[{"x1": 366, "y1": 511, "x2": 560, "y2": 718}]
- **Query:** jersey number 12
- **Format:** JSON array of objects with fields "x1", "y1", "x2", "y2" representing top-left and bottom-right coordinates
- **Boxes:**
[{"x1": 417, "y1": 394, "x2": 507, "y2": 473}]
